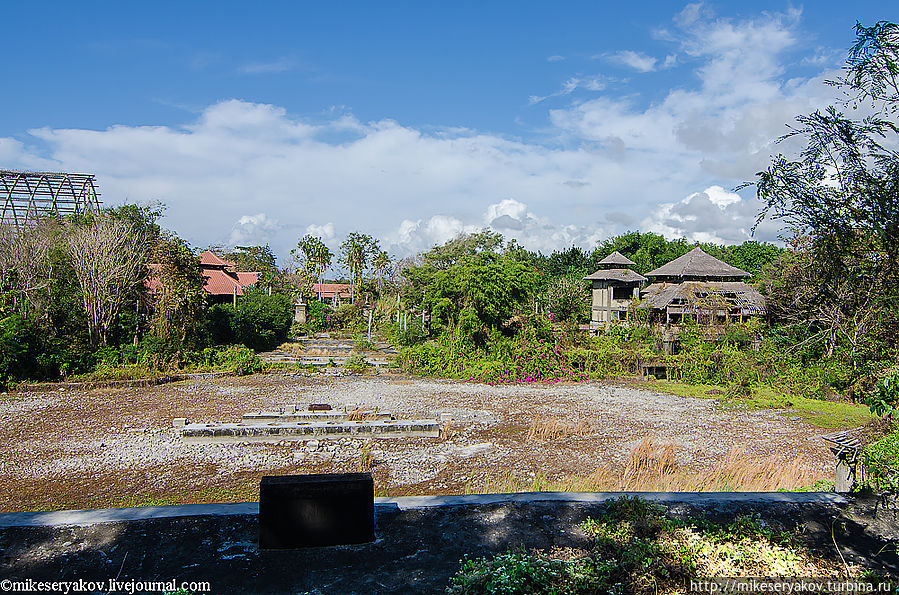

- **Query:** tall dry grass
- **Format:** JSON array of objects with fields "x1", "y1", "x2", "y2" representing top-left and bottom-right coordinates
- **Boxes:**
[
  {"x1": 526, "y1": 417, "x2": 592, "y2": 441},
  {"x1": 464, "y1": 437, "x2": 824, "y2": 494}
]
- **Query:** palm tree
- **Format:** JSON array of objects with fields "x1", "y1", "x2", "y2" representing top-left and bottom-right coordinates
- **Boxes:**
[
  {"x1": 340, "y1": 232, "x2": 379, "y2": 304},
  {"x1": 312, "y1": 242, "x2": 333, "y2": 301},
  {"x1": 295, "y1": 235, "x2": 333, "y2": 301},
  {"x1": 373, "y1": 250, "x2": 390, "y2": 296}
]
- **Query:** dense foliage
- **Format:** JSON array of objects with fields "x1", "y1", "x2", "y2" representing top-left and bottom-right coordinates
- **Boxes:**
[{"x1": 447, "y1": 497, "x2": 849, "y2": 594}]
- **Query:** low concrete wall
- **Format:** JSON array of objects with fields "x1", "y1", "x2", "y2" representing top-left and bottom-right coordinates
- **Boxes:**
[
  {"x1": 2, "y1": 492, "x2": 891, "y2": 595},
  {"x1": 180, "y1": 419, "x2": 440, "y2": 443}
]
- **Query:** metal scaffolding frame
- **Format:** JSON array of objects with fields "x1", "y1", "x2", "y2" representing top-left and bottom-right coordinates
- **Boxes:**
[{"x1": 0, "y1": 169, "x2": 101, "y2": 228}]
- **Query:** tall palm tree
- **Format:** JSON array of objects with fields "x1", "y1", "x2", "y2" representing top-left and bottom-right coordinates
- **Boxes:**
[
  {"x1": 340, "y1": 232, "x2": 378, "y2": 304},
  {"x1": 312, "y1": 242, "x2": 333, "y2": 301},
  {"x1": 373, "y1": 250, "x2": 390, "y2": 296}
]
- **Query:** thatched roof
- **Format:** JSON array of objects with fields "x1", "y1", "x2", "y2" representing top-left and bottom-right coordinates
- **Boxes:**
[
  {"x1": 597, "y1": 251, "x2": 636, "y2": 267},
  {"x1": 584, "y1": 269, "x2": 646, "y2": 283},
  {"x1": 645, "y1": 247, "x2": 750, "y2": 279},
  {"x1": 638, "y1": 281, "x2": 766, "y2": 315}
]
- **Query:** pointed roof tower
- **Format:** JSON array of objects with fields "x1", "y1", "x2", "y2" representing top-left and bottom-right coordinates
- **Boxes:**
[{"x1": 645, "y1": 247, "x2": 750, "y2": 281}]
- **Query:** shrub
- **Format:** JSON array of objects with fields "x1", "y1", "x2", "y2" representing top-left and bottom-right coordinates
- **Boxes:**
[
  {"x1": 353, "y1": 335, "x2": 376, "y2": 351},
  {"x1": 0, "y1": 314, "x2": 47, "y2": 387},
  {"x1": 343, "y1": 354, "x2": 371, "y2": 373},
  {"x1": 304, "y1": 300, "x2": 333, "y2": 333},
  {"x1": 215, "y1": 345, "x2": 263, "y2": 375},
  {"x1": 233, "y1": 290, "x2": 293, "y2": 351},
  {"x1": 205, "y1": 304, "x2": 236, "y2": 345},
  {"x1": 867, "y1": 366, "x2": 899, "y2": 418},
  {"x1": 861, "y1": 427, "x2": 899, "y2": 493},
  {"x1": 446, "y1": 551, "x2": 567, "y2": 595}
]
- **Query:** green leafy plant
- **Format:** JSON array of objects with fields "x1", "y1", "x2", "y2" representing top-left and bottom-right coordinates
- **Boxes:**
[
  {"x1": 214, "y1": 345, "x2": 263, "y2": 375},
  {"x1": 343, "y1": 354, "x2": 371, "y2": 373},
  {"x1": 860, "y1": 428, "x2": 899, "y2": 493},
  {"x1": 446, "y1": 551, "x2": 568, "y2": 595},
  {"x1": 867, "y1": 367, "x2": 899, "y2": 419}
]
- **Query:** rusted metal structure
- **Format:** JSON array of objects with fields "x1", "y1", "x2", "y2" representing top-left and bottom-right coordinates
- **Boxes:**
[{"x1": 0, "y1": 169, "x2": 101, "y2": 228}]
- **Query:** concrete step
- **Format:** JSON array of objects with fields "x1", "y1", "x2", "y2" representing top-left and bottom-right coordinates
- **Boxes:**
[{"x1": 180, "y1": 419, "x2": 440, "y2": 443}]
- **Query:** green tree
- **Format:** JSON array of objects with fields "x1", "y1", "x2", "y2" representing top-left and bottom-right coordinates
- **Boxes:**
[
  {"x1": 422, "y1": 230, "x2": 503, "y2": 270},
  {"x1": 233, "y1": 289, "x2": 293, "y2": 351},
  {"x1": 594, "y1": 232, "x2": 692, "y2": 276},
  {"x1": 151, "y1": 235, "x2": 207, "y2": 349},
  {"x1": 227, "y1": 245, "x2": 277, "y2": 273},
  {"x1": 294, "y1": 235, "x2": 333, "y2": 301},
  {"x1": 545, "y1": 273, "x2": 589, "y2": 324},
  {"x1": 404, "y1": 235, "x2": 537, "y2": 340},
  {"x1": 373, "y1": 250, "x2": 391, "y2": 296},
  {"x1": 340, "y1": 232, "x2": 380, "y2": 303},
  {"x1": 752, "y1": 21, "x2": 899, "y2": 365}
]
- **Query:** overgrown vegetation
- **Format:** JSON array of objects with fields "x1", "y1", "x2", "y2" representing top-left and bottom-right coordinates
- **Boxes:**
[
  {"x1": 0, "y1": 204, "x2": 290, "y2": 388},
  {"x1": 446, "y1": 497, "x2": 855, "y2": 594}
]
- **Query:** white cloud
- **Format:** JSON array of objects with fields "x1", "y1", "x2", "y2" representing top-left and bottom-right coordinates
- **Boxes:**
[
  {"x1": 529, "y1": 75, "x2": 609, "y2": 104},
  {"x1": 0, "y1": 7, "x2": 838, "y2": 260},
  {"x1": 305, "y1": 222, "x2": 336, "y2": 241},
  {"x1": 229, "y1": 213, "x2": 281, "y2": 246},
  {"x1": 641, "y1": 185, "x2": 781, "y2": 244},
  {"x1": 608, "y1": 50, "x2": 659, "y2": 73}
]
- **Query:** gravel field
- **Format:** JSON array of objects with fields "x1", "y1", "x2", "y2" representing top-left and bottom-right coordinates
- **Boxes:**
[{"x1": 0, "y1": 372, "x2": 834, "y2": 513}]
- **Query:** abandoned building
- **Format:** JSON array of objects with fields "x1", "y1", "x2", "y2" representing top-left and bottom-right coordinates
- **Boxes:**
[
  {"x1": 584, "y1": 251, "x2": 647, "y2": 325},
  {"x1": 147, "y1": 251, "x2": 260, "y2": 307},
  {"x1": 311, "y1": 282, "x2": 354, "y2": 306},
  {"x1": 198, "y1": 251, "x2": 260, "y2": 305},
  {"x1": 636, "y1": 246, "x2": 766, "y2": 325}
]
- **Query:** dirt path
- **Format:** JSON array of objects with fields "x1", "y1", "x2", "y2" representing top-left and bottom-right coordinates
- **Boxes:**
[{"x1": 0, "y1": 373, "x2": 836, "y2": 513}]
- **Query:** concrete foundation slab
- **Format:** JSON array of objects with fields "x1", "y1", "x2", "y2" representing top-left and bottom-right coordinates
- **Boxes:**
[
  {"x1": 180, "y1": 419, "x2": 440, "y2": 443},
  {"x1": 242, "y1": 411, "x2": 394, "y2": 422}
]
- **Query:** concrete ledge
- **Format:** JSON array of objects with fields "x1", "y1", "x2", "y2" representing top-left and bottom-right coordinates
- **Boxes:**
[
  {"x1": 181, "y1": 419, "x2": 440, "y2": 443},
  {"x1": 0, "y1": 492, "x2": 847, "y2": 528},
  {"x1": 242, "y1": 411, "x2": 394, "y2": 422}
]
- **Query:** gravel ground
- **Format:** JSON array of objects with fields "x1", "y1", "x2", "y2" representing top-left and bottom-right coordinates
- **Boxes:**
[{"x1": 0, "y1": 372, "x2": 835, "y2": 513}]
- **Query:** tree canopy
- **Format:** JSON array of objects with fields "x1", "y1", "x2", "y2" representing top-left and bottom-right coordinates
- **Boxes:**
[{"x1": 753, "y1": 20, "x2": 899, "y2": 365}]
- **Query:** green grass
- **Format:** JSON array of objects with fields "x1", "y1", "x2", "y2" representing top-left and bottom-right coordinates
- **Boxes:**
[
  {"x1": 644, "y1": 380, "x2": 873, "y2": 429},
  {"x1": 447, "y1": 496, "x2": 853, "y2": 594}
]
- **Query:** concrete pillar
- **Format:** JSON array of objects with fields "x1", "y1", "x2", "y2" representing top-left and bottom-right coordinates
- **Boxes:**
[{"x1": 835, "y1": 456, "x2": 856, "y2": 493}]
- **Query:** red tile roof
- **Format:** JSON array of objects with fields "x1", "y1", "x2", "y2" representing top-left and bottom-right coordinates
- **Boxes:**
[
  {"x1": 199, "y1": 250, "x2": 235, "y2": 268},
  {"x1": 147, "y1": 253, "x2": 259, "y2": 297},
  {"x1": 203, "y1": 268, "x2": 246, "y2": 296},
  {"x1": 237, "y1": 271, "x2": 260, "y2": 286},
  {"x1": 312, "y1": 283, "x2": 353, "y2": 299}
]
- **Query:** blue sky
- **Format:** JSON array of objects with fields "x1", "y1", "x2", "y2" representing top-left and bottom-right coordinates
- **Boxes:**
[{"x1": 1, "y1": 1, "x2": 893, "y2": 262}]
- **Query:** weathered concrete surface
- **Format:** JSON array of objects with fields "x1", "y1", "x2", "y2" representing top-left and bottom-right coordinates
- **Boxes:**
[
  {"x1": 0, "y1": 492, "x2": 849, "y2": 528},
  {"x1": 242, "y1": 410, "x2": 394, "y2": 422},
  {"x1": 0, "y1": 494, "x2": 895, "y2": 595},
  {"x1": 180, "y1": 419, "x2": 440, "y2": 443}
]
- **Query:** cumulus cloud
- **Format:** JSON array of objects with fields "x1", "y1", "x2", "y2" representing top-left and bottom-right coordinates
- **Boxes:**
[
  {"x1": 549, "y1": 6, "x2": 832, "y2": 185},
  {"x1": 229, "y1": 213, "x2": 281, "y2": 245},
  {"x1": 0, "y1": 7, "x2": 836, "y2": 260},
  {"x1": 641, "y1": 185, "x2": 781, "y2": 244},
  {"x1": 304, "y1": 222, "x2": 336, "y2": 241}
]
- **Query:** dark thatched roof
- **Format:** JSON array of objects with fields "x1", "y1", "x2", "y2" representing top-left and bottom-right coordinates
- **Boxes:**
[
  {"x1": 645, "y1": 247, "x2": 750, "y2": 279},
  {"x1": 597, "y1": 251, "x2": 637, "y2": 267},
  {"x1": 638, "y1": 281, "x2": 766, "y2": 315},
  {"x1": 584, "y1": 269, "x2": 646, "y2": 283}
]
